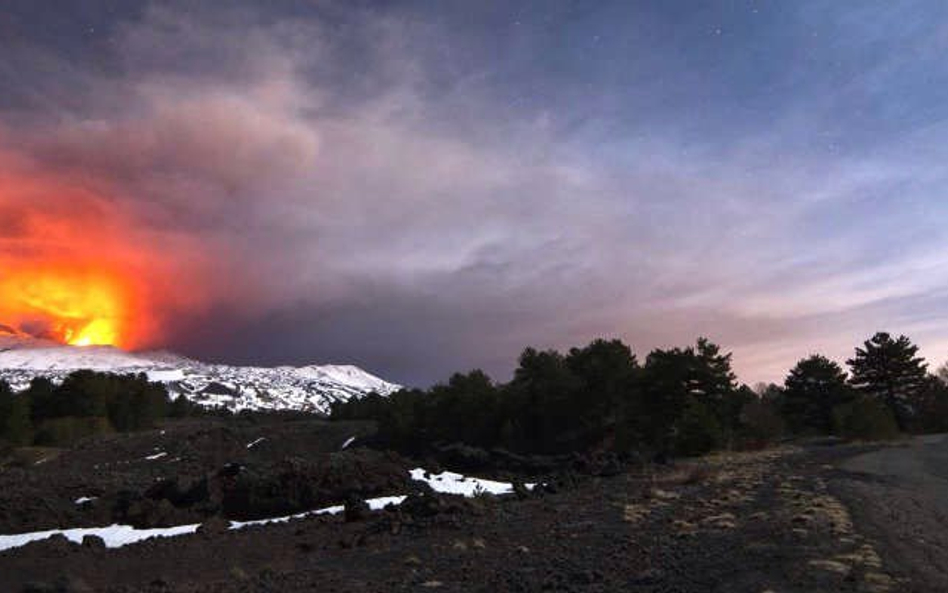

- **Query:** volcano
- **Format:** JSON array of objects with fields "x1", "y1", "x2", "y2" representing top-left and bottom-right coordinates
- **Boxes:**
[{"x1": 0, "y1": 334, "x2": 400, "y2": 414}]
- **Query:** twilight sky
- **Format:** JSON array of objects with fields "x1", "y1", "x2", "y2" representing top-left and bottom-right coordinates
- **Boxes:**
[{"x1": 2, "y1": 0, "x2": 948, "y2": 386}]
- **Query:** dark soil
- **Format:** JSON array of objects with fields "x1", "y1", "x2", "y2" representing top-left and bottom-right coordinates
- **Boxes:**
[{"x1": 0, "y1": 419, "x2": 926, "y2": 592}]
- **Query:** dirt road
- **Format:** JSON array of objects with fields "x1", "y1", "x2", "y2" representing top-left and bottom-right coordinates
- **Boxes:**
[{"x1": 833, "y1": 434, "x2": 948, "y2": 592}]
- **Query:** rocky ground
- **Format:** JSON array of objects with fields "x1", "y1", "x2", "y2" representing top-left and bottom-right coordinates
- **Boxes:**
[{"x1": 0, "y1": 418, "x2": 937, "y2": 592}]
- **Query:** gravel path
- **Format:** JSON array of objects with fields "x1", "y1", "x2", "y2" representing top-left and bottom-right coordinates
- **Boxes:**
[{"x1": 833, "y1": 434, "x2": 948, "y2": 592}]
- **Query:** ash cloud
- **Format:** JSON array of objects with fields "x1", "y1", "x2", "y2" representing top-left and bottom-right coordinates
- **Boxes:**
[{"x1": 3, "y1": 2, "x2": 948, "y2": 385}]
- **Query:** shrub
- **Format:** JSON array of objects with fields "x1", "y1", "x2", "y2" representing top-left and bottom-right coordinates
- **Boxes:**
[
  {"x1": 739, "y1": 398, "x2": 785, "y2": 448},
  {"x1": 169, "y1": 394, "x2": 204, "y2": 418},
  {"x1": 832, "y1": 397, "x2": 899, "y2": 441}
]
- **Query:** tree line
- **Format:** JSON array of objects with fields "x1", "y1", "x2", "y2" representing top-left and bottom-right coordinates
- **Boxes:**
[
  {"x1": 0, "y1": 371, "x2": 204, "y2": 447},
  {"x1": 770, "y1": 332, "x2": 948, "y2": 438},
  {"x1": 333, "y1": 332, "x2": 948, "y2": 457}
]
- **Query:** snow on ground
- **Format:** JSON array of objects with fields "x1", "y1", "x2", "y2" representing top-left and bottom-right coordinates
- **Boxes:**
[
  {"x1": 0, "y1": 523, "x2": 200, "y2": 552},
  {"x1": 229, "y1": 495, "x2": 408, "y2": 529},
  {"x1": 144, "y1": 452, "x2": 167, "y2": 461},
  {"x1": 410, "y1": 468, "x2": 536, "y2": 496},
  {"x1": 292, "y1": 365, "x2": 398, "y2": 395},
  {"x1": 146, "y1": 369, "x2": 186, "y2": 382},
  {"x1": 341, "y1": 436, "x2": 356, "y2": 450},
  {"x1": 0, "y1": 335, "x2": 401, "y2": 414},
  {"x1": 245, "y1": 438, "x2": 266, "y2": 449},
  {"x1": 0, "y1": 469, "x2": 525, "y2": 553},
  {"x1": 74, "y1": 497, "x2": 97, "y2": 505}
]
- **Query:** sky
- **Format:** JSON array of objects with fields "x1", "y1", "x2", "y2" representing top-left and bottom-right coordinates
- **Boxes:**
[{"x1": 2, "y1": 0, "x2": 948, "y2": 386}]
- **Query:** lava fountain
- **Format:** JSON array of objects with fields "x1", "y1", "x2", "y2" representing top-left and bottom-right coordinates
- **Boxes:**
[{"x1": 0, "y1": 264, "x2": 136, "y2": 347}]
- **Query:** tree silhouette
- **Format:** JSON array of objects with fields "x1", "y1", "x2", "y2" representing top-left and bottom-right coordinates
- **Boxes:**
[
  {"x1": 783, "y1": 355, "x2": 853, "y2": 434},
  {"x1": 847, "y1": 332, "x2": 927, "y2": 430},
  {"x1": 0, "y1": 381, "x2": 32, "y2": 446},
  {"x1": 637, "y1": 338, "x2": 740, "y2": 455},
  {"x1": 333, "y1": 336, "x2": 782, "y2": 456},
  {"x1": 566, "y1": 339, "x2": 639, "y2": 450}
]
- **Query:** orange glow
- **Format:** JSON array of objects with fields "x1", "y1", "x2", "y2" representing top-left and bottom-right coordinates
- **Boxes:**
[
  {"x1": 0, "y1": 144, "x2": 225, "y2": 351},
  {"x1": 0, "y1": 265, "x2": 135, "y2": 347}
]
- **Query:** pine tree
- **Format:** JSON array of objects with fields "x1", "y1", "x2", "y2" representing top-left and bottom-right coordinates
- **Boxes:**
[
  {"x1": 692, "y1": 337, "x2": 745, "y2": 434},
  {"x1": 639, "y1": 347, "x2": 694, "y2": 453},
  {"x1": 566, "y1": 339, "x2": 639, "y2": 449},
  {"x1": 692, "y1": 338, "x2": 738, "y2": 400},
  {"x1": 638, "y1": 338, "x2": 741, "y2": 454},
  {"x1": 910, "y1": 376, "x2": 948, "y2": 434},
  {"x1": 507, "y1": 348, "x2": 581, "y2": 453},
  {"x1": 783, "y1": 355, "x2": 853, "y2": 434},
  {"x1": 846, "y1": 332, "x2": 927, "y2": 430},
  {"x1": 0, "y1": 381, "x2": 33, "y2": 446}
]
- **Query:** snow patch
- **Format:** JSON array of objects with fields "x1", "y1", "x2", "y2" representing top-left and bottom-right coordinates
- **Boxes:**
[
  {"x1": 144, "y1": 452, "x2": 167, "y2": 461},
  {"x1": 146, "y1": 369, "x2": 186, "y2": 382},
  {"x1": 228, "y1": 495, "x2": 408, "y2": 530},
  {"x1": 341, "y1": 436, "x2": 356, "y2": 450},
  {"x1": 245, "y1": 437, "x2": 266, "y2": 449},
  {"x1": 410, "y1": 468, "x2": 535, "y2": 496},
  {"x1": 0, "y1": 523, "x2": 200, "y2": 552}
]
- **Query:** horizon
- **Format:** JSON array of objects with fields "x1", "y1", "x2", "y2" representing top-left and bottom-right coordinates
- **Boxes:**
[
  {"x1": 3, "y1": 1, "x2": 948, "y2": 386},
  {"x1": 1, "y1": 324, "x2": 940, "y2": 392}
]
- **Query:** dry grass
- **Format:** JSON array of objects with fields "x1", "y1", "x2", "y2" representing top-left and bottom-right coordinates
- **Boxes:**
[{"x1": 652, "y1": 463, "x2": 719, "y2": 486}]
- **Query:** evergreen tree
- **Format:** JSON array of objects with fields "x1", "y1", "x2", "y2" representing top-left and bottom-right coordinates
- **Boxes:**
[
  {"x1": 169, "y1": 394, "x2": 192, "y2": 418},
  {"x1": 332, "y1": 336, "x2": 747, "y2": 458},
  {"x1": 0, "y1": 381, "x2": 33, "y2": 446},
  {"x1": 41, "y1": 370, "x2": 111, "y2": 420},
  {"x1": 692, "y1": 337, "x2": 746, "y2": 439},
  {"x1": 506, "y1": 348, "x2": 581, "y2": 453},
  {"x1": 637, "y1": 338, "x2": 740, "y2": 455},
  {"x1": 425, "y1": 370, "x2": 500, "y2": 446},
  {"x1": 565, "y1": 339, "x2": 639, "y2": 449},
  {"x1": 23, "y1": 371, "x2": 173, "y2": 437},
  {"x1": 26, "y1": 376, "x2": 59, "y2": 424},
  {"x1": 782, "y1": 355, "x2": 853, "y2": 434},
  {"x1": 755, "y1": 382, "x2": 785, "y2": 412},
  {"x1": 638, "y1": 347, "x2": 694, "y2": 453},
  {"x1": 673, "y1": 396, "x2": 723, "y2": 456},
  {"x1": 375, "y1": 388, "x2": 425, "y2": 451},
  {"x1": 691, "y1": 338, "x2": 738, "y2": 400},
  {"x1": 910, "y1": 375, "x2": 948, "y2": 434},
  {"x1": 847, "y1": 332, "x2": 927, "y2": 430}
]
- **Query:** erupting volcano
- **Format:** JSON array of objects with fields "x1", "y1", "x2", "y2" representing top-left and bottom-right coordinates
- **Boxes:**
[{"x1": 0, "y1": 264, "x2": 135, "y2": 348}]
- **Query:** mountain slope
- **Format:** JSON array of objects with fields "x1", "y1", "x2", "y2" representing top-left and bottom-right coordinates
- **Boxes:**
[{"x1": 0, "y1": 334, "x2": 400, "y2": 414}]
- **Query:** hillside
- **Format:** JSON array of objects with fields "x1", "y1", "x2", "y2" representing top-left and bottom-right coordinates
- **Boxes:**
[{"x1": 0, "y1": 335, "x2": 400, "y2": 414}]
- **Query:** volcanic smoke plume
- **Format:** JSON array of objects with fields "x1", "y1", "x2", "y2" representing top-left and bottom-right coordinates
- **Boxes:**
[{"x1": 0, "y1": 145, "x2": 218, "y2": 350}]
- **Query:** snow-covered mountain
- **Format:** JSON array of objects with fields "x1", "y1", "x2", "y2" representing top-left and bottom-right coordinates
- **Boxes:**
[{"x1": 0, "y1": 333, "x2": 400, "y2": 414}]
